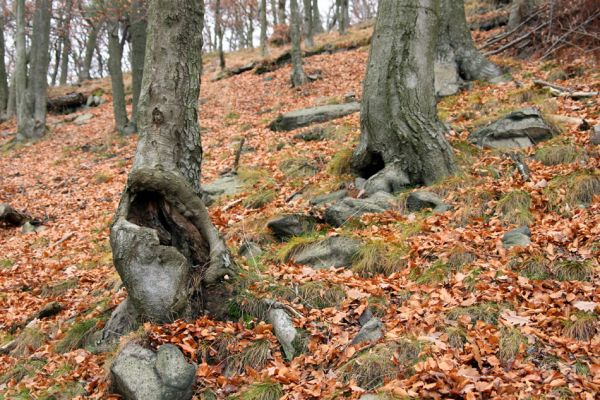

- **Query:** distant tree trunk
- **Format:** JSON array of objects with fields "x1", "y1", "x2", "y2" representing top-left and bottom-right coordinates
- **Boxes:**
[
  {"x1": 107, "y1": 18, "x2": 130, "y2": 134},
  {"x1": 278, "y1": 0, "x2": 286, "y2": 24},
  {"x1": 215, "y1": 0, "x2": 225, "y2": 70},
  {"x1": 271, "y1": 0, "x2": 278, "y2": 24},
  {"x1": 130, "y1": 0, "x2": 147, "y2": 128},
  {"x1": 337, "y1": 0, "x2": 349, "y2": 34},
  {"x1": 290, "y1": 0, "x2": 307, "y2": 87},
  {"x1": 508, "y1": 0, "x2": 535, "y2": 30},
  {"x1": 437, "y1": 0, "x2": 502, "y2": 82},
  {"x1": 96, "y1": 43, "x2": 105, "y2": 78},
  {"x1": 17, "y1": 0, "x2": 52, "y2": 141},
  {"x1": 260, "y1": 0, "x2": 269, "y2": 56},
  {"x1": 51, "y1": 41, "x2": 61, "y2": 86},
  {"x1": 59, "y1": 0, "x2": 74, "y2": 85},
  {"x1": 246, "y1": 9, "x2": 254, "y2": 49},
  {"x1": 303, "y1": 0, "x2": 314, "y2": 47},
  {"x1": 352, "y1": 0, "x2": 456, "y2": 188},
  {"x1": 7, "y1": 74, "x2": 15, "y2": 117},
  {"x1": 111, "y1": 0, "x2": 236, "y2": 324},
  {"x1": 312, "y1": 0, "x2": 323, "y2": 33},
  {"x1": 79, "y1": 23, "x2": 100, "y2": 81},
  {"x1": 15, "y1": 0, "x2": 27, "y2": 125},
  {"x1": 0, "y1": 12, "x2": 8, "y2": 114}
]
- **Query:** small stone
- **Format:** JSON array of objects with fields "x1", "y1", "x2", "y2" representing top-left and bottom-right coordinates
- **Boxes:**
[
  {"x1": 309, "y1": 190, "x2": 348, "y2": 206},
  {"x1": 324, "y1": 191, "x2": 398, "y2": 227},
  {"x1": 502, "y1": 226, "x2": 531, "y2": 248},
  {"x1": 155, "y1": 344, "x2": 196, "y2": 391},
  {"x1": 290, "y1": 236, "x2": 361, "y2": 269},
  {"x1": 406, "y1": 191, "x2": 445, "y2": 212},
  {"x1": 351, "y1": 318, "x2": 383, "y2": 345},
  {"x1": 73, "y1": 113, "x2": 94, "y2": 125},
  {"x1": 267, "y1": 214, "x2": 316, "y2": 240},
  {"x1": 591, "y1": 125, "x2": 600, "y2": 146},
  {"x1": 358, "y1": 308, "x2": 374, "y2": 326},
  {"x1": 202, "y1": 173, "x2": 243, "y2": 205},
  {"x1": 239, "y1": 242, "x2": 263, "y2": 261}
]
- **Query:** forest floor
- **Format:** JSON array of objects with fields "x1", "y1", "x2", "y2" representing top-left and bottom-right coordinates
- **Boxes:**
[{"x1": 1, "y1": 20, "x2": 599, "y2": 400}]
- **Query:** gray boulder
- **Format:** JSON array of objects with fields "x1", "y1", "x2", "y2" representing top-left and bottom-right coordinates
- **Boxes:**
[
  {"x1": 266, "y1": 307, "x2": 297, "y2": 361},
  {"x1": 591, "y1": 125, "x2": 600, "y2": 146},
  {"x1": 363, "y1": 161, "x2": 410, "y2": 195},
  {"x1": 324, "y1": 191, "x2": 398, "y2": 227},
  {"x1": 269, "y1": 102, "x2": 361, "y2": 131},
  {"x1": 502, "y1": 226, "x2": 531, "y2": 248},
  {"x1": 74, "y1": 113, "x2": 94, "y2": 125},
  {"x1": 406, "y1": 191, "x2": 448, "y2": 212},
  {"x1": 239, "y1": 241, "x2": 263, "y2": 261},
  {"x1": 469, "y1": 108, "x2": 558, "y2": 149},
  {"x1": 111, "y1": 343, "x2": 195, "y2": 400},
  {"x1": 201, "y1": 173, "x2": 243, "y2": 205},
  {"x1": 267, "y1": 214, "x2": 316, "y2": 240},
  {"x1": 102, "y1": 298, "x2": 139, "y2": 342},
  {"x1": 351, "y1": 317, "x2": 383, "y2": 345},
  {"x1": 289, "y1": 236, "x2": 361, "y2": 269},
  {"x1": 309, "y1": 190, "x2": 348, "y2": 206},
  {"x1": 293, "y1": 127, "x2": 329, "y2": 141}
]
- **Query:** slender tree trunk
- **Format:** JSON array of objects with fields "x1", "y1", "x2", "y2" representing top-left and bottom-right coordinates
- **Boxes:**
[
  {"x1": 96, "y1": 42, "x2": 104, "y2": 78},
  {"x1": 351, "y1": 0, "x2": 456, "y2": 188},
  {"x1": 130, "y1": 0, "x2": 147, "y2": 128},
  {"x1": 111, "y1": 0, "x2": 236, "y2": 324},
  {"x1": 278, "y1": 0, "x2": 286, "y2": 24},
  {"x1": 7, "y1": 74, "x2": 15, "y2": 117},
  {"x1": 260, "y1": 0, "x2": 269, "y2": 56},
  {"x1": 15, "y1": 0, "x2": 27, "y2": 126},
  {"x1": 312, "y1": 0, "x2": 323, "y2": 33},
  {"x1": 215, "y1": 0, "x2": 225, "y2": 70},
  {"x1": 289, "y1": 0, "x2": 307, "y2": 86},
  {"x1": 0, "y1": 12, "x2": 8, "y2": 114},
  {"x1": 79, "y1": 23, "x2": 100, "y2": 81},
  {"x1": 107, "y1": 18, "x2": 130, "y2": 134},
  {"x1": 51, "y1": 41, "x2": 61, "y2": 86},
  {"x1": 59, "y1": 0, "x2": 73, "y2": 85},
  {"x1": 246, "y1": 10, "x2": 254, "y2": 49},
  {"x1": 303, "y1": 0, "x2": 314, "y2": 47}
]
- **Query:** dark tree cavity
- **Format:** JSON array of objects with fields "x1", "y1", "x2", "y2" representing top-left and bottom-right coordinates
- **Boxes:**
[
  {"x1": 351, "y1": 0, "x2": 457, "y2": 190},
  {"x1": 110, "y1": 0, "x2": 236, "y2": 326}
]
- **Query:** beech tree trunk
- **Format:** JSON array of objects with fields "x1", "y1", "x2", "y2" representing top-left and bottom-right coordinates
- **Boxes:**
[
  {"x1": 215, "y1": 0, "x2": 225, "y2": 70},
  {"x1": 278, "y1": 0, "x2": 286, "y2": 24},
  {"x1": 290, "y1": 0, "x2": 307, "y2": 86},
  {"x1": 260, "y1": 0, "x2": 269, "y2": 56},
  {"x1": 351, "y1": 0, "x2": 456, "y2": 188},
  {"x1": 337, "y1": 0, "x2": 349, "y2": 34},
  {"x1": 0, "y1": 11, "x2": 8, "y2": 114},
  {"x1": 130, "y1": 0, "x2": 147, "y2": 128},
  {"x1": 508, "y1": 0, "x2": 535, "y2": 30},
  {"x1": 17, "y1": 0, "x2": 52, "y2": 141},
  {"x1": 271, "y1": 0, "x2": 278, "y2": 24},
  {"x1": 79, "y1": 23, "x2": 100, "y2": 81},
  {"x1": 312, "y1": 0, "x2": 323, "y2": 33},
  {"x1": 303, "y1": 0, "x2": 314, "y2": 47},
  {"x1": 110, "y1": 0, "x2": 236, "y2": 324},
  {"x1": 437, "y1": 0, "x2": 502, "y2": 86},
  {"x1": 59, "y1": 0, "x2": 73, "y2": 85},
  {"x1": 107, "y1": 18, "x2": 130, "y2": 134}
]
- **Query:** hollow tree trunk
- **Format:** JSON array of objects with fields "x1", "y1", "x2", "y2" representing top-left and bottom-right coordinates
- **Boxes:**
[
  {"x1": 290, "y1": 0, "x2": 307, "y2": 87},
  {"x1": 107, "y1": 18, "x2": 130, "y2": 134},
  {"x1": 110, "y1": 0, "x2": 236, "y2": 324},
  {"x1": 436, "y1": 0, "x2": 503, "y2": 96},
  {"x1": 59, "y1": 0, "x2": 73, "y2": 85},
  {"x1": 130, "y1": 0, "x2": 147, "y2": 128},
  {"x1": 351, "y1": 0, "x2": 456, "y2": 189},
  {"x1": 312, "y1": 0, "x2": 323, "y2": 33},
  {"x1": 0, "y1": 12, "x2": 8, "y2": 114},
  {"x1": 303, "y1": 0, "x2": 314, "y2": 47},
  {"x1": 260, "y1": 0, "x2": 269, "y2": 56}
]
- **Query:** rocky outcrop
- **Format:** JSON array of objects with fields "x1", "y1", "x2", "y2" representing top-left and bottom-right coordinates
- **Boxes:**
[
  {"x1": 269, "y1": 103, "x2": 360, "y2": 131},
  {"x1": 267, "y1": 214, "x2": 317, "y2": 240},
  {"x1": 289, "y1": 236, "x2": 361, "y2": 269},
  {"x1": 406, "y1": 191, "x2": 450, "y2": 212},
  {"x1": 324, "y1": 192, "x2": 398, "y2": 227},
  {"x1": 201, "y1": 173, "x2": 243, "y2": 205}
]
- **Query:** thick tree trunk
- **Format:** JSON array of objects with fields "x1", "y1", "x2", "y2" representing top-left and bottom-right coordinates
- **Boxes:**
[
  {"x1": 59, "y1": 0, "x2": 73, "y2": 85},
  {"x1": 278, "y1": 0, "x2": 286, "y2": 25},
  {"x1": 17, "y1": 0, "x2": 52, "y2": 141},
  {"x1": 130, "y1": 0, "x2": 147, "y2": 128},
  {"x1": 110, "y1": 0, "x2": 236, "y2": 324},
  {"x1": 437, "y1": 0, "x2": 503, "y2": 86},
  {"x1": 290, "y1": 0, "x2": 307, "y2": 87},
  {"x1": 79, "y1": 23, "x2": 99, "y2": 81},
  {"x1": 0, "y1": 12, "x2": 8, "y2": 114},
  {"x1": 215, "y1": 0, "x2": 225, "y2": 70},
  {"x1": 303, "y1": 0, "x2": 314, "y2": 47},
  {"x1": 107, "y1": 18, "x2": 130, "y2": 134},
  {"x1": 260, "y1": 0, "x2": 269, "y2": 56},
  {"x1": 312, "y1": 0, "x2": 323, "y2": 33},
  {"x1": 351, "y1": 0, "x2": 456, "y2": 189}
]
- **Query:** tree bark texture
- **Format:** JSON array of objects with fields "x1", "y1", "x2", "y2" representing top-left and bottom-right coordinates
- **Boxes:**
[
  {"x1": 79, "y1": 23, "x2": 100, "y2": 81},
  {"x1": 312, "y1": 0, "x2": 323, "y2": 33},
  {"x1": 107, "y1": 18, "x2": 130, "y2": 134},
  {"x1": 351, "y1": 0, "x2": 456, "y2": 188},
  {"x1": 130, "y1": 0, "x2": 147, "y2": 127},
  {"x1": 290, "y1": 0, "x2": 307, "y2": 86},
  {"x1": 303, "y1": 0, "x2": 314, "y2": 47},
  {"x1": 260, "y1": 0, "x2": 269, "y2": 56},
  {"x1": 215, "y1": 0, "x2": 226, "y2": 70},
  {"x1": 278, "y1": 0, "x2": 287, "y2": 25},
  {"x1": 111, "y1": 0, "x2": 236, "y2": 324},
  {"x1": 59, "y1": 0, "x2": 74, "y2": 85},
  {"x1": 0, "y1": 12, "x2": 8, "y2": 113},
  {"x1": 508, "y1": 0, "x2": 535, "y2": 30}
]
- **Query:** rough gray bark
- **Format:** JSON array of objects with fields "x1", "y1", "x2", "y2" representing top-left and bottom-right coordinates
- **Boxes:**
[
  {"x1": 6, "y1": 74, "x2": 15, "y2": 117},
  {"x1": 111, "y1": 0, "x2": 236, "y2": 324},
  {"x1": 17, "y1": 0, "x2": 52, "y2": 141},
  {"x1": 278, "y1": 0, "x2": 287, "y2": 24},
  {"x1": 337, "y1": 0, "x2": 349, "y2": 34},
  {"x1": 215, "y1": 0, "x2": 225, "y2": 70},
  {"x1": 130, "y1": 0, "x2": 147, "y2": 127},
  {"x1": 351, "y1": 0, "x2": 456, "y2": 187},
  {"x1": 260, "y1": 0, "x2": 269, "y2": 56},
  {"x1": 107, "y1": 18, "x2": 130, "y2": 134},
  {"x1": 59, "y1": 0, "x2": 74, "y2": 85},
  {"x1": 290, "y1": 0, "x2": 307, "y2": 86},
  {"x1": 312, "y1": 0, "x2": 323, "y2": 33},
  {"x1": 79, "y1": 23, "x2": 100, "y2": 81},
  {"x1": 14, "y1": 0, "x2": 27, "y2": 127},
  {"x1": 303, "y1": 0, "x2": 314, "y2": 47},
  {"x1": 0, "y1": 11, "x2": 8, "y2": 113},
  {"x1": 437, "y1": 0, "x2": 503, "y2": 82},
  {"x1": 508, "y1": 0, "x2": 535, "y2": 30}
]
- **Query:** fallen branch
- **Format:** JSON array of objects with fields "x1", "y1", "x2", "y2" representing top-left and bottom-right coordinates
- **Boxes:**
[
  {"x1": 485, "y1": 21, "x2": 548, "y2": 56},
  {"x1": 533, "y1": 80, "x2": 599, "y2": 99},
  {"x1": 233, "y1": 136, "x2": 246, "y2": 173},
  {"x1": 509, "y1": 153, "x2": 530, "y2": 181}
]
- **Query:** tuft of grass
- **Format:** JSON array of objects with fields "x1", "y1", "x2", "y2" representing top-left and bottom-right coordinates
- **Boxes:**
[
  {"x1": 551, "y1": 386, "x2": 574, "y2": 400},
  {"x1": 243, "y1": 187, "x2": 276, "y2": 209},
  {"x1": 276, "y1": 233, "x2": 322, "y2": 262},
  {"x1": 447, "y1": 246, "x2": 476, "y2": 269},
  {"x1": 236, "y1": 339, "x2": 271, "y2": 372},
  {"x1": 0, "y1": 359, "x2": 47, "y2": 385},
  {"x1": 235, "y1": 380, "x2": 283, "y2": 400},
  {"x1": 410, "y1": 260, "x2": 453, "y2": 285},
  {"x1": 327, "y1": 148, "x2": 353, "y2": 176},
  {"x1": 496, "y1": 190, "x2": 532, "y2": 225},
  {"x1": 369, "y1": 296, "x2": 390, "y2": 317},
  {"x1": 338, "y1": 339, "x2": 422, "y2": 390},
  {"x1": 0, "y1": 258, "x2": 14, "y2": 268},
  {"x1": 10, "y1": 327, "x2": 45, "y2": 357},
  {"x1": 452, "y1": 140, "x2": 481, "y2": 167},
  {"x1": 454, "y1": 189, "x2": 494, "y2": 227},
  {"x1": 54, "y1": 319, "x2": 99, "y2": 353},
  {"x1": 535, "y1": 144, "x2": 581, "y2": 166},
  {"x1": 92, "y1": 171, "x2": 112, "y2": 184},
  {"x1": 238, "y1": 167, "x2": 271, "y2": 186},
  {"x1": 294, "y1": 281, "x2": 346, "y2": 309},
  {"x1": 229, "y1": 290, "x2": 269, "y2": 321},
  {"x1": 446, "y1": 326, "x2": 467, "y2": 349},
  {"x1": 574, "y1": 359, "x2": 590, "y2": 376},
  {"x1": 563, "y1": 312, "x2": 597, "y2": 341},
  {"x1": 464, "y1": 267, "x2": 483, "y2": 291},
  {"x1": 553, "y1": 259, "x2": 593, "y2": 282},
  {"x1": 291, "y1": 329, "x2": 310, "y2": 356},
  {"x1": 279, "y1": 158, "x2": 318, "y2": 178},
  {"x1": 499, "y1": 327, "x2": 526, "y2": 365},
  {"x1": 197, "y1": 388, "x2": 218, "y2": 400},
  {"x1": 510, "y1": 254, "x2": 552, "y2": 280},
  {"x1": 448, "y1": 302, "x2": 504, "y2": 325},
  {"x1": 545, "y1": 170, "x2": 600, "y2": 211},
  {"x1": 41, "y1": 278, "x2": 78, "y2": 297},
  {"x1": 352, "y1": 240, "x2": 408, "y2": 278}
]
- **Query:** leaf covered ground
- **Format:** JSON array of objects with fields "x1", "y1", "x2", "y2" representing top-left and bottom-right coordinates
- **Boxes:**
[{"x1": 1, "y1": 22, "x2": 599, "y2": 400}]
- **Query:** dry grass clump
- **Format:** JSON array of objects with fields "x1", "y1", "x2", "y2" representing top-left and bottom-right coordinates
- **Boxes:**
[
  {"x1": 235, "y1": 339, "x2": 271, "y2": 372},
  {"x1": 10, "y1": 327, "x2": 46, "y2": 357},
  {"x1": 499, "y1": 327, "x2": 526, "y2": 365},
  {"x1": 279, "y1": 158, "x2": 318, "y2": 178},
  {"x1": 243, "y1": 187, "x2": 276, "y2": 209},
  {"x1": 448, "y1": 302, "x2": 504, "y2": 325},
  {"x1": 510, "y1": 254, "x2": 552, "y2": 280},
  {"x1": 229, "y1": 290, "x2": 270, "y2": 321},
  {"x1": 352, "y1": 240, "x2": 408, "y2": 278},
  {"x1": 446, "y1": 326, "x2": 467, "y2": 349},
  {"x1": 454, "y1": 189, "x2": 494, "y2": 226},
  {"x1": 327, "y1": 148, "x2": 353, "y2": 176},
  {"x1": 295, "y1": 281, "x2": 346, "y2": 309},
  {"x1": 338, "y1": 339, "x2": 422, "y2": 390},
  {"x1": 563, "y1": 312, "x2": 597, "y2": 341},
  {"x1": 447, "y1": 246, "x2": 476, "y2": 269},
  {"x1": 535, "y1": 144, "x2": 581, "y2": 166},
  {"x1": 0, "y1": 359, "x2": 47, "y2": 385},
  {"x1": 410, "y1": 260, "x2": 453, "y2": 285},
  {"x1": 545, "y1": 170, "x2": 600, "y2": 211},
  {"x1": 496, "y1": 190, "x2": 532, "y2": 225},
  {"x1": 552, "y1": 259, "x2": 594, "y2": 282},
  {"x1": 54, "y1": 318, "x2": 99, "y2": 353},
  {"x1": 276, "y1": 233, "x2": 322, "y2": 262},
  {"x1": 234, "y1": 380, "x2": 283, "y2": 400}
]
